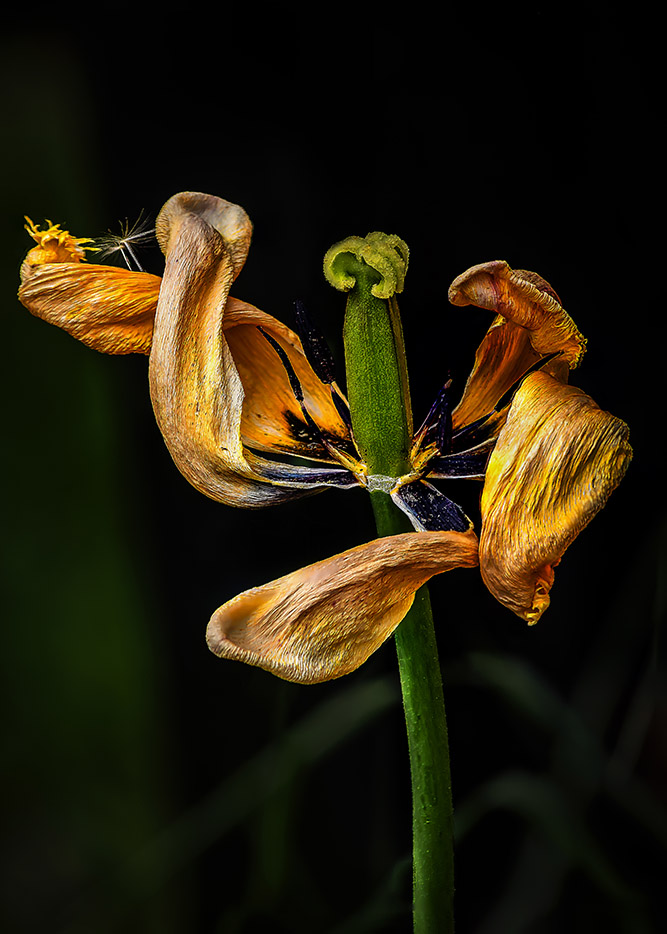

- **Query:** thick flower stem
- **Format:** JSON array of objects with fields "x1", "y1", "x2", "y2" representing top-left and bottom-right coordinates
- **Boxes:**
[{"x1": 330, "y1": 237, "x2": 455, "y2": 934}]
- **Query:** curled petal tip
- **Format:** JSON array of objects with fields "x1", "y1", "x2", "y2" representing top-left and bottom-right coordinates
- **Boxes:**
[
  {"x1": 207, "y1": 529, "x2": 478, "y2": 684},
  {"x1": 155, "y1": 191, "x2": 252, "y2": 277},
  {"x1": 448, "y1": 260, "x2": 510, "y2": 307},
  {"x1": 448, "y1": 260, "x2": 586, "y2": 368}
]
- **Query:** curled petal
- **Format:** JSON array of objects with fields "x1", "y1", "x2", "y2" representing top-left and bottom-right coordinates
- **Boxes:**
[
  {"x1": 479, "y1": 372, "x2": 632, "y2": 624},
  {"x1": 451, "y1": 315, "x2": 543, "y2": 431},
  {"x1": 449, "y1": 260, "x2": 585, "y2": 364},
  {"x1": 18, "y1": 262, "x2": 160, "y2": 354},
  {"x1": 149, "y1": 192, "x2": 356, "y2": 507},
  {"x1": 449, "y1": 260, "x2": 582, "y2": 429},
  {"x1": 207, "y1": 529, "x2": 479, "y2": 683}
]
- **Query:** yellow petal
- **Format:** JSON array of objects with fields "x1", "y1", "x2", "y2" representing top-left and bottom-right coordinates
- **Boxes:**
[
  {"x1": 18, "y1": 262, "x2": 160, "y2": 354},
  {"x1": 449, "y1": 261, "x2": 582, "y2": 429},
  {"x1": 207, "y1": 528, "x2": 479, "y2": 683},
  {"x1": 149, "y1": 192, "x2": 351, "y2": 507},
  {"x1": 479, "y1": 371, "x2": 632, "y2": 624}
]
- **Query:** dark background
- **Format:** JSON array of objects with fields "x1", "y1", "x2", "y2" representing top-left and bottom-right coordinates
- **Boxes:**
[{"x1": 2, "y1": 6, "x2": 662, "y2": 933}]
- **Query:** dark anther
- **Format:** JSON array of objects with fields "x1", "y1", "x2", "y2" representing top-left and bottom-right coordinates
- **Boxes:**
[
  {"x1": 428, "y1": 441, "x2": 494, "y2": 479},
  {"x1": 293, "y1": 301, "x2": 353, "y2": 431},
  {"x1": 435, "y1": 380, "x2": 453, "y2": 456},
  {"x1": 395, "y1": 481, "x2": 471, "y2": 533},
  {"x1": 293, "y1": 299, "x2": 338, "y2": 386},
  {"x1": 257, "y1": 326, "x2": 359, "y2": 465}
]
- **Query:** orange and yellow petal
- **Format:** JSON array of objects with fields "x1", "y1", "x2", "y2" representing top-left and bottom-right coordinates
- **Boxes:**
[
  {"x1": 19, "y1": 262, "x2": 160, "y2": 354},
  {"x1": 479, "y1": 371, "x2": 632, "y2": 624},
  {"x1": 224, "y1": 297, "x2": 352, "y2": 462},
  {"x1": 450, "y1": 315, "x2": 540, "y2": 431},
  {"x1": 449, "y1": 261, "x2": 582, "y2": 430},
  {"x1": 207, "y1": 528, "x2": 479, "y2": 683}
]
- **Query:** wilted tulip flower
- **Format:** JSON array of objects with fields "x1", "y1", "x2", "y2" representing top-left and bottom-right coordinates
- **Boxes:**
[{"x1": 18, "y1": 193, "x2": 631, "y2": 683}]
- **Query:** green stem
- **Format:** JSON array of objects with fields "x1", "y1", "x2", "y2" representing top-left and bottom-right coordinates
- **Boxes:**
[
  {"x1": 373, "y1": 495, "x2": 455, "y2": 934},
  {"x1": 327, "y1": 235, "x2": 455, "y2": 933}
]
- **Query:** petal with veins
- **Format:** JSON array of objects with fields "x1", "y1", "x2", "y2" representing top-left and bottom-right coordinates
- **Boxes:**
[
  {"x1": 18, "y1": 262, "x2": 161, "y2": 354},
  {"x1": 207, "y1": 528, "x2": 479, "y2": 683},
  {"x1": 479, "y1": 371, "x2": 632, "y2": 624}
]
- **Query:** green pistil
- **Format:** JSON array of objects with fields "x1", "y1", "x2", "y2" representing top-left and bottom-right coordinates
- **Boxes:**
[
  {"x1": 324, "y1": 232, "x2": 412, "y2": 478},
  {"x1": 324, "y1": 232, "x2": 455, "y2": 934}
]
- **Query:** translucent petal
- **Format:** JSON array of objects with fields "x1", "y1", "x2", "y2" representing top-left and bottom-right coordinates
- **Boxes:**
[
  {"x1": 207, "y1": 529, "x2": 479, "y2": 683},
  {"x1": 391, "y1": 479, "x2": 472, "y2": 532},
  {"x1": 479, "y1": 372, "x2": 632, "y2": 623}
]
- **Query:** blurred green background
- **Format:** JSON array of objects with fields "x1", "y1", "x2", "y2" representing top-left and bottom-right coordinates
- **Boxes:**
[{"x1": 2, "y1": 7, "x2": 662, "y2": 933}]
